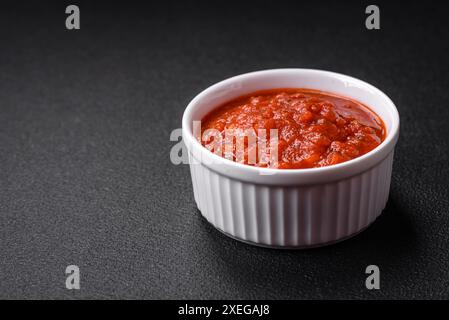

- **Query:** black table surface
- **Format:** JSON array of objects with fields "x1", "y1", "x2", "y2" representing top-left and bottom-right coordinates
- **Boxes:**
[{"x1": 1, "y1": 0, "x2": 449, "y2": 299}]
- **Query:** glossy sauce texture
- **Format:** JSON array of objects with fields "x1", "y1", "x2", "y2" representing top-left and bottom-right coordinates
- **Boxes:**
[{"x1": 201, "y1": 89, "x2": 385, "y2": 169}]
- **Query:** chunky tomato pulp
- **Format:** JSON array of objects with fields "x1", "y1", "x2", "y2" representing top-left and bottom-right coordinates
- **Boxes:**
[{"x1": 201, "y1": 89, "x2": 386, "y2": 169}]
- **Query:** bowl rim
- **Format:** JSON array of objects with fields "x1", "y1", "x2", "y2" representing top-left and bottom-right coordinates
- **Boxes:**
[{"x1": 182, "y1": 68, "x2": 400, "y2": 185}]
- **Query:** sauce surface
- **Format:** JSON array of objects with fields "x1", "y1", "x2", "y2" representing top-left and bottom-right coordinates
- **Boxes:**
[{"x1": 201, "y1": 88, "x2": 386, "y2": 169}]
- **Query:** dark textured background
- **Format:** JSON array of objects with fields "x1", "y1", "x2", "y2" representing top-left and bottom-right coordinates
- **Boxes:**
[{"x1": 1, "y1": 0, "x2": 449, "y2": 299}]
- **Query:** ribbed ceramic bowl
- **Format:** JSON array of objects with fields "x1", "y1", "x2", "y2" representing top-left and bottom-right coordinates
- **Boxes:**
[{"x1": 182, "y1": 69, "x2": 400, "y2": 248}]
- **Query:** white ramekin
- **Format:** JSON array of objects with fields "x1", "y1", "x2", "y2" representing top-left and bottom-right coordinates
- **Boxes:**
[{"x1": 182, "y1": 69, "x2": 400, "y2": 248}]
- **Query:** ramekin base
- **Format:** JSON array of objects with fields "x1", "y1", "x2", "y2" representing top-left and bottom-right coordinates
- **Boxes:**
[{"x1": 202, "y1": 212, "x2": 374, "y2": 250}]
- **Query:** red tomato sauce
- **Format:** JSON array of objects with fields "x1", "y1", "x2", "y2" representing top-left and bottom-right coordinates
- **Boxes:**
[{"x1": 201, "y1": 88, "x2": 386, "y2": 169}]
